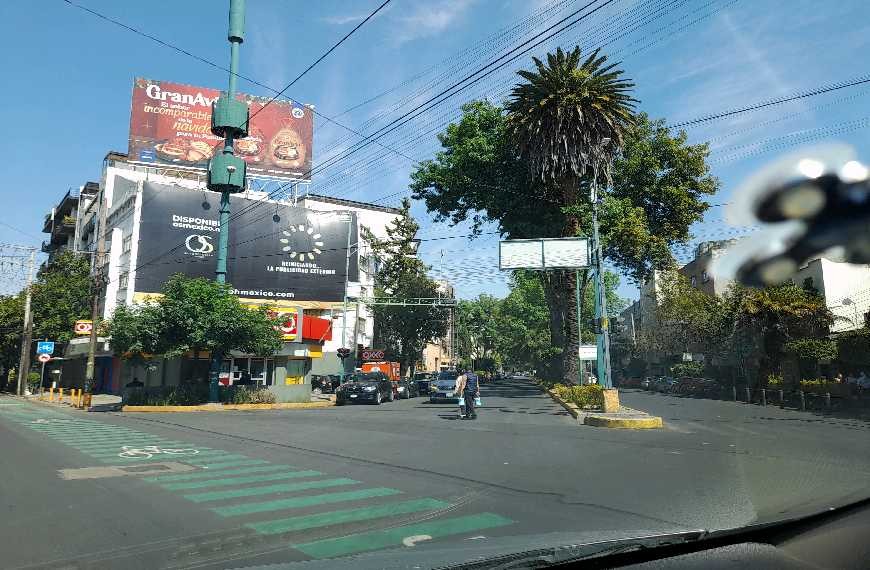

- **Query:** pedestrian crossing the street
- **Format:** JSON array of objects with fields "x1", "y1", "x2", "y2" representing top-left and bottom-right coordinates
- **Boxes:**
[{"x1": 0, "y1": 399, "x2": 515, "y2": 560}]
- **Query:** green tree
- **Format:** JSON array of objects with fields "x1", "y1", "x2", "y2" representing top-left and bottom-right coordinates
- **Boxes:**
[
  {"x1": 105, "y1": 275, "x2": 282, "y2": 382},
  {"x1": 456, "y1": 294, "x2": 502, "y2": 366},
  {"x1": 504, "y1": 47, "x2": 635, "y2": 383},
  {"x1": 411, "y1": 97, "x2": 714, "y2": 382},
  {"x1": 365, "y1": 200, "x2": 449, "y2": 376},
  {"x1": 0, "y1": 294, "x2": 24, "y2": 389},
  {"x1": 738, "y1": 283, "x2": 834, "y2": 383},
  {"x1": 30, "y1": 251, "x2": 92, "y2": 343}
]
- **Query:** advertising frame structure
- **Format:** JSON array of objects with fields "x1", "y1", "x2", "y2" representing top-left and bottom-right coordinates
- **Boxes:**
[
  {"x1": 134, "y1": 182, "x2": 358, "y2": 304},
  {"x1": 128, "y1": 77, "x2": 314, "y2": 181}
]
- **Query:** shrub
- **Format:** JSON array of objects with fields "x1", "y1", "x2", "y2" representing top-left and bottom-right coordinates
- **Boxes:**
[
  {"x1": 123, "y1": 384, "x2": 276, "y2": 405},
  {"x1": 799, "y1": 379, "x2": 851, "y2": 397},
  {"x1": 766, "y1": 374, "x2": 783, "y2": 388},
  {"x1": 222, "y1": 386, "x2": 276, "y2": 404},
  {"x1": 671, "y1": 362, "x2": 704, "y2": 378},
  {"x1": 552, "y1": 383, "x2": 604, "y2": 409}
]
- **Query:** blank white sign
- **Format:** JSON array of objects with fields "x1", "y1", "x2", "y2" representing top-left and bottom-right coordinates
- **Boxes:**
[
  {"x1": 543, "y1": 239, "x2": 589, "y2": 268},
  {"x1": 499, "y1": 240, "x2": 543, "y2": 269}
]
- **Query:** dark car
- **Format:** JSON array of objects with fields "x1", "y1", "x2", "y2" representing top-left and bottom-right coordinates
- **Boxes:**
[
  {"x1": 394, "y1": 378, "x2": 419, "y2": 399},
  {"x1": 335, "y1": 372, "x2": 394, "y2": 405},
  {"x1": 429, "y1": 370, "x2": 460, "y2": 403},
  {"x1": 413, "y1": 372, "x2": 435, "y2": 394}
]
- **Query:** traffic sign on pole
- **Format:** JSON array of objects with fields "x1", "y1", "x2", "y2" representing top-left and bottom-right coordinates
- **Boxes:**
[
  {"x1": 36, "y1": 341, "x2": 54, "y2": 355},
  {"x1": 38, "y1": 353, "x2": 51, "y2": 363}
]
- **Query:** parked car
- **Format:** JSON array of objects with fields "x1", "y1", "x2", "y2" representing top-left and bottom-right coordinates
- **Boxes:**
[
  {"x1": 413, "y1": 372, "x2": 435, "y2": 394},
  {"x1": 651, "y1": 376, "x2": 676, "y2": 392},
  {"x1": 335, "y1": 371, "x2": 394, "y2": 405},
  {"x1": 394, "y1": 378, "x2": 418, "y2": 399},
  {"x1": 429, "y1": 370, "x2": 461, "y2": 403}
]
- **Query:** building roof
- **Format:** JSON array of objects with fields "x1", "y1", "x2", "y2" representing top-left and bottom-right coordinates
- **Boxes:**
[{"x1": 303, "y1": 193, "x2": 402, "y2": 215}]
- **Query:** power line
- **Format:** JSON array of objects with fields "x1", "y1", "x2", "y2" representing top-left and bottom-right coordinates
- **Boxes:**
[
  {"x1": 669, "y1": 73, "x2": 870, "y2": 129},
  {"x1": 245, "y1": 0, "x2": 392, "y2": 125}
]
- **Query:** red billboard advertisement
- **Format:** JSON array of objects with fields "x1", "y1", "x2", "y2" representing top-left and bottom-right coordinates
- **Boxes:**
[{"x1": 128, "y1": 77, "x2": 313, "y2": 180}]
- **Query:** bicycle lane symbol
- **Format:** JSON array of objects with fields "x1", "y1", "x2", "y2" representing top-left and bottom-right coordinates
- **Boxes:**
[{"x1": 117, "y1": 446, "x2": 200, "y2": 459}]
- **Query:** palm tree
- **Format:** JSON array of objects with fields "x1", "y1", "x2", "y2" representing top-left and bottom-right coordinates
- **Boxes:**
[{"x1": 505, "y1": 46, "x2": 636, "y2": 384}]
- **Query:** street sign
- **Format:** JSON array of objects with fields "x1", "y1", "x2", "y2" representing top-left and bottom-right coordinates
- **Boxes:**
[
  {"x1": 74, "y1": 320, "x2": 93, "y2": 335},
  {"x1": 499, "y1": 238, "x2": 589, "y2": 270},
  {"x1": 36, "y1": 341, "x2": 55, "y2": 355},
  {"x1": 38, "y1": 353, "x2": 51, "y2": 363},
  {"x1": 361, "y1": 349, "x2": 385, "y2": 361},
  {"x1": 578, "y1": 344, "x2": 597, "y2": 361}
]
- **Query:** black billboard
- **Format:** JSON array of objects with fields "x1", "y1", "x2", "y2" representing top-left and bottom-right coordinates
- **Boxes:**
[{"x1": 135, "y1": 182, "x2": 358, "y2": 302}]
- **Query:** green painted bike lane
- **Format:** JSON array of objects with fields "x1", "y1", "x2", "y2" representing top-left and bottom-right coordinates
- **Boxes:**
[{"x1": 0, "y1": 398, "x2": 516, "y2": 561}]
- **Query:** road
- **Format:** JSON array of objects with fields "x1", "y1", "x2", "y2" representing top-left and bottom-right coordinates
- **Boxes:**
[{"x1": 2, "y1": 377, "x2": 869, "y2": 568}]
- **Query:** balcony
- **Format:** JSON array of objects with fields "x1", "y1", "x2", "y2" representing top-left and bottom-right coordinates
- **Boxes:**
[{"x1": 41, "y1": 240, "x2": 59, "y2": 254}]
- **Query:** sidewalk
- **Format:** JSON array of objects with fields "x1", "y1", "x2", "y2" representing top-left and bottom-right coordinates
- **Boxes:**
[{"x1": 27, "y1": 392, "x2": 122, "y2": 412}]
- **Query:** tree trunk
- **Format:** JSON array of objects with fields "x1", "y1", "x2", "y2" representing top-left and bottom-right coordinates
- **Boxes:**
[
  {"x1": 563, "y1": 270, "x2": 581, "y2": 385},
  {"x1": 540, "y1": 271, "x2": 566, "y2": 380}
]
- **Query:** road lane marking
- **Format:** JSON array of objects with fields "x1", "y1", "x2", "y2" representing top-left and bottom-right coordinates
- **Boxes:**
[
  {"x1": 162, "y1": 470, "x2": 321, "y2": 491},
  {"x1": 184, "y1": 478, "x2": 358, "y2": 503},
  {"x1": 293, "y1": 513, "x2": 514, "y2": 559},
  {"x1": 194, "y1": 459, "x2": 269, "y2": 469},
  {"x1": 145, "y1": 464, "x2": 286, "y2": 483},
  {"x1": 212, "y1": 488, "x2": 403, "y2": 517},
  {"x1": 245, "y1": 498, "x2": 449, "y2": 535}
]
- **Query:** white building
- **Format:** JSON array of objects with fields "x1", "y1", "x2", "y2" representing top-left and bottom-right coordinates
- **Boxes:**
[
  {"x1": 65, "y1": 152, "x2": 403, "y2": 396},
  {"x1": 793, "y1": 257, "x2": 870, "y2": 333}
]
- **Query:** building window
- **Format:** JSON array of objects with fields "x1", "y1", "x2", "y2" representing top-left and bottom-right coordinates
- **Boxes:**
[
  {"x1": 701, "y1": 270, "x2": 709, "y2": 283},
  {"x1": 690, "y1": 275, "x2": 697, "y2": 287},
  {"x1": 122, "y1": 235, "x2": 132, "y2": 254},
  {"x1": 118, "y1": 272, "x2": 129, "y2": 289},
  {"x1": 359, "y1": 254, "x2": 370, "y2": 274},
  {"x1": 360, "y1": 286, "x2": 367, "y2": 298}
]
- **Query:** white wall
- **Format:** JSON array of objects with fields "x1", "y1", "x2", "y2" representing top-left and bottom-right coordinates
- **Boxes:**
[
  {"x1": 300, "y1": 197, "x2": 402, "y2": 352},
  {"x1": 795, "y1": 258, "x2": 870, "y2": 332}
]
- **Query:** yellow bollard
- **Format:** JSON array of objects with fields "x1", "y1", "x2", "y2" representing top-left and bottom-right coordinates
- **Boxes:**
[
  {"x1": 73, "y1": 389, "x2": 80, "y2": 408},
  {"x1": 58, "y1": 388, "x2": 64, "y2": 403},
  {"x1": 48, "y1": 387, "x2": 55, "y2": 401},
  {"x1": 82, "y1": 393, "x2": 92, "y2": 410}
]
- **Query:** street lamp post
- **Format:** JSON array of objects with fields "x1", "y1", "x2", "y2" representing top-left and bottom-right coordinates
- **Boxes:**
[
  {"x1": 206, "y1": 0, "x2": 249, "y2": 403},
  {"x1": 591, "y1": 138, "x2": 613, "y2": 388}
]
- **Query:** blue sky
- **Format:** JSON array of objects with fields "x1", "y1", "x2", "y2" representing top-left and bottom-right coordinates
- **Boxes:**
[{"x1": 2, "y1": 0, "x2": 869, "y2": 301}]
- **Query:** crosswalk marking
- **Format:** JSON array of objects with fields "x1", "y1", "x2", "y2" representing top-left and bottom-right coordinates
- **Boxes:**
[
  {"x1": 144, "y1": 464, "x2": 286, "y2": 483},
  {"x1": 4, "y1": 400, "x2": 518, "y2": 562},
  {"x1": 161, "y1": 470, "x2": 321, "y2": 491},
  {"x1": 195, "y1": 459, "x2": 269, "y2": 469},
  {"x1": 293, "y1": 512, "x2": 514, "y2": 559},
  {"x1": 184, "y1": 477, "x2": 358, "y2": 503},
  {"x1": 212, "y1": 487, "x2": 403, "y2": 517},
  {"x1": 245, "y1": 498, "x2": 449, "y2": 535}
]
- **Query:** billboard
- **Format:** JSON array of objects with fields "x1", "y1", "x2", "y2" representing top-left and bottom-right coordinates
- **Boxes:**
[
  {"x1": 135, "y1": 182, "x2": 358, "y2": 302},
  {"x1": 499, "y1": 238, "x2": 589, "y2": 270},
  {"x1": 128, "y1": 78, "x2": 313, "y2": 180}
]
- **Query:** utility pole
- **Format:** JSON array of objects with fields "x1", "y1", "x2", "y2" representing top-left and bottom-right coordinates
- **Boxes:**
[
  {"x1": 340, "y1": 217, "x2": 353, "y2": 381},
  {"x1": 85, "y1": 187, "x2": 108, "y2": 394},
  {"x1": 206, "y1": 0, "x2": 248, "y2": 403},
  {"x1": 16, "y1": 249, "x2": 36, "y2": 395},
  {"x1": 591, "y1": 178, "x2": 613, "y2": 389}
]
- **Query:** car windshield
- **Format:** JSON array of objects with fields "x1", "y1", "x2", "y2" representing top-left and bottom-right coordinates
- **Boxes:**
[
  {"x1": 7, "y1": 2, "x2": 870, "y2": 569},
  {"x1": 348, "y1": 373, "x2": 382, "y2": 383}
]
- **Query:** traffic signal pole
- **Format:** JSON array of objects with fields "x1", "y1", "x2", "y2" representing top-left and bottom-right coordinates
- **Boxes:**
[{"x1": 207, "y1": 0, "x2": 248, "y2": 403}]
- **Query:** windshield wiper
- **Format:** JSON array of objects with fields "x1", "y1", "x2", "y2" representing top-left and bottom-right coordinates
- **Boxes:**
[{"x1": 437, "y1": 530, "x2": 707, "y2": 569}]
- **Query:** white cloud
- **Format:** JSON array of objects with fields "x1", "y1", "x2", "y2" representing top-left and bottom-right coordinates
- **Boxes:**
[
  {"x1": 322, "y1": 13, "x2": 369, "y2": 26},
  {"x1": 394, "y1": 0, "x2": 477, "y2": 43}
]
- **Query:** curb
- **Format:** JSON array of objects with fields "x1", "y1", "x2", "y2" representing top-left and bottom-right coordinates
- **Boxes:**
[
  {"x1": 583, "y1": 414, "x2": 664, "y2": 429},
  {"x1": 545, "y1": 388, "x2": 582, "y2": 420},
  {"x1": 121, "y1": 402, "x2": 334, "y2": 412},
  {"x1": 542, "y1": 385, "x2": 663, "y2": 429}
]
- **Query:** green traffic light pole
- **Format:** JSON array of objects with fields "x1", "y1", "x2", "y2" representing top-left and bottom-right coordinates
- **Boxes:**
[{"x1": 207, "y1": 0, "x2": 249, "y2": 403}]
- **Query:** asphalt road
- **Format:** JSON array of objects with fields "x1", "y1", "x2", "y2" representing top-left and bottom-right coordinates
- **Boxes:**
[{"x1": 2, "y1": 377, "x2": 869, "y2": 569}]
